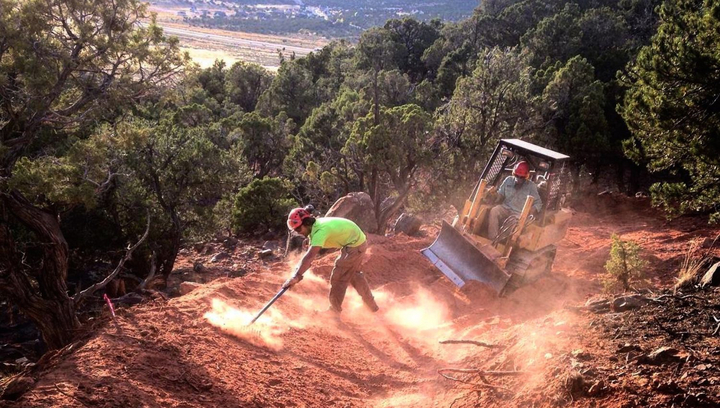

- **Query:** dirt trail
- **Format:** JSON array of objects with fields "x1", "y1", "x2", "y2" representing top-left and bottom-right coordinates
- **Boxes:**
[{"x1": 5, "y1": 194, "x2": 720, "y2": 408}]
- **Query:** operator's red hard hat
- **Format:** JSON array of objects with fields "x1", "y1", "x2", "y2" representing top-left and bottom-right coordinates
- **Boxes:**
[
  {"x1": 287, "y1": 207, "x2": 312, "y2": 230},
  {"x1": 513, "y1": 161, "x2": 530, "y2": 178}
]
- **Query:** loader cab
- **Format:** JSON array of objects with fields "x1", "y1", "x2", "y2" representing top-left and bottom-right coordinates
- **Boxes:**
[
  {"x1": 423, "y1": 139, "x2": 572, "y2": 293},
  {"x1": 478, "y1": 139, "x2": 571, "y2": 224}
]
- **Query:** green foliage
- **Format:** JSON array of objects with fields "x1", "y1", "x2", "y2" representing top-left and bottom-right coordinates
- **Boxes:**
[
  {"x1": 434, "y1": 46, "x2": 534, "y2": 207},
  {"x1": 225, "y1": 61, "x2": 273, "y2": 112},
  {"x1": 257, "y1": 60, "x2": 317, "y2": 125},
  {"x1": 620, "y1": 0, "x2": 720, "y2": 221},
  {"x1": 384, "y1": 18, "x2": 441, "y2": 82},
  {"x1": 604, "y1": 234, "x2": 648, "y2": 292},
  {"x1": 117, "y1": 116, "x2": 243, "y2": 230},
  {"x1": 575, "y1": 7, "x2": 631, "y2": 82},
  {"x1": 232, "y1": 177, "x2": 297, "y2": 233},
  {"x1": 540, "y1": 56, "x2": 610, "y2": 170},
  {"x1": 0, "y1": 0, "x2": 187, "y2": 173},
  {"x1": 356, "y1": 27, "x2": 404, "y2": 75},
  {"x1": 522, "y1": 3, "x2": 583, "y2": 70},
  {"x1": 285, "y1": 89, "x2": 370, "y2": 207},
  {"x1": 197, "y1": 60, "x2": 228, "y2": 105},
  {"x1": 0, "y1": 0, "x2": 188, "y2": 348},
  {"x1": 345, "y1": 103, "x2": 433, "y2": 230},
  {"x1": 232, "y1": 112, "x2": 293, "y2": 179},
  {"x1": 297, "y1": 41, "x2": 355, "y2": 103},
  {"x1": 10, "y1": 154, "x2": 97, "y2": 209}
]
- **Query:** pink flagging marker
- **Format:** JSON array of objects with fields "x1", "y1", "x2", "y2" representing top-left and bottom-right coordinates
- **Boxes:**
[{"x1": 103, "y1": 294, "x2": 116, "y2": 319}]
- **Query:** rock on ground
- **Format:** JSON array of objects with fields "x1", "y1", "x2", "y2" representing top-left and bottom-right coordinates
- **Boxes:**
[{"x1": 325, "y1": 192, "x2": 378, "y2": 233}]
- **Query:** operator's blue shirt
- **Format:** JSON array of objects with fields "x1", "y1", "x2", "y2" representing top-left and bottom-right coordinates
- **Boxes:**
[{"x1": 497, "y1": 176, "x2": 543, "y2": 214}]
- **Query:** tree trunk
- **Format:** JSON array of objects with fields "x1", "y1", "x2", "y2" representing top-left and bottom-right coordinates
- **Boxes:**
[
  {"x1": 157, "y1": 225, "x2": 182, "y2": 284},
  {"x1": 0, "y1": 192, "x2": 80, "y2": 350},
  {"x1": 372, "y1": 70, "x2": 380, "y2": 126},
  {"x1": 376, "y1": 193, "x2": 409, "y2": 235},
  {"x1": 629, "y1": 162, "x2": 642, "y2": 195},
  {"x1": 616, "y1": 159, "x2": 626, "y2": 194}
]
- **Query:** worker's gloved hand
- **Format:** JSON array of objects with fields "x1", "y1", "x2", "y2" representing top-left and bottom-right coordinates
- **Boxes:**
[
  {"x1": 282, "y1": 274, "x2": 303, "y2": 289},
  {"x1": 482, "y1": 187, "x2": 499, "y2": 204}
]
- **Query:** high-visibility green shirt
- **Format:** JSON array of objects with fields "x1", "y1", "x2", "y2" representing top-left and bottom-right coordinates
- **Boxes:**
[{"x1": 309, "y1": 217, "x2": 367, "y2": 248}]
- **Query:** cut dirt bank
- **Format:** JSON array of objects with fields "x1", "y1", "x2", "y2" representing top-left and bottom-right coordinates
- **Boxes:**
[{"x1": 3, "y1": 194, "x2": 720, "y2": 408}]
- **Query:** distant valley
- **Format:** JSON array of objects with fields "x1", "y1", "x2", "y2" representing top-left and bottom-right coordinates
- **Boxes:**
[
  {"x1": 150, "y1": 0, "x2": 479, "y2": 37},
  {"x1": 148, "y1": 0, "x2": 478, "y2": 69}
]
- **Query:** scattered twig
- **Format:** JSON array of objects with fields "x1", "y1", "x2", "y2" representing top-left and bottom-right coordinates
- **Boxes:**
[
  {"x1": 448, "y1": 391, "x2": 474, "y2": 408},
  {"x1": 712, "y1": 315, "x2": 720, "y2": 336},
  {"x1": 439, "y1": 339, "x2": 500, "y2": 348}
]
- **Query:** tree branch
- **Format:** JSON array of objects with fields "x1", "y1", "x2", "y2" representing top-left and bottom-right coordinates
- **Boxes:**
[
  {"x1": 439, "y1": 339, "x2": 500, "y2": 348},
  {"x1": 73, "y1": 213, "x2": 150, "y2": 305},
  {"x1": 438, "y1": 368, "x2": 525, "y2": 376}
]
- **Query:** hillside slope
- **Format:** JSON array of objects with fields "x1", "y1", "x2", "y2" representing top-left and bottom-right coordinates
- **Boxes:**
[{"x1": 5, "y1": 194, "x2": 720, "y2": 408}]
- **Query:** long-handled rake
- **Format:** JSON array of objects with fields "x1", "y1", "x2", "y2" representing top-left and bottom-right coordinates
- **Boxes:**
[{"x1": 249, "y1": 286, "x2": 288, "y2": 325}]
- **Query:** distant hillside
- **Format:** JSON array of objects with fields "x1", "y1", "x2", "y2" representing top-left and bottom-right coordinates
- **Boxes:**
[{"x1": 150, "y1": 0, "x2": 479, "y2": 37}]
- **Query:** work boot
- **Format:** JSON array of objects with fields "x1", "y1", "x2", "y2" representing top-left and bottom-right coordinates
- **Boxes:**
[{"x1": 364, "y1": 298, "x2": 379, "y2": 313}]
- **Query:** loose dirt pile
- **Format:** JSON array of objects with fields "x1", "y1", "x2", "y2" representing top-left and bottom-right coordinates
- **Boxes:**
[{"x1": 2, "y1": 193, "x2": 719, "y2": 407}]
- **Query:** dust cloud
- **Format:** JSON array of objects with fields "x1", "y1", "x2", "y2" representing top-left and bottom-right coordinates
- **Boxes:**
[
  {"x1": 382, "y1": 287, "x2": 453, "y2": 332},
  {"x1": 343, "y1": 285, "x2": 458, "y2": 350},
  {"x1": 203, "y1": 270, "x2": 338, "y2": 350},
  {"x1": 203, "y1": 298, "x2": 289, "y2": 351}
]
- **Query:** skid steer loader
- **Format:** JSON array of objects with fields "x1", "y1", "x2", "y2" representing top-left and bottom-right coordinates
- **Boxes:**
[{"x1": 422, "y1": 139, "x2": 572, "y2": 295}]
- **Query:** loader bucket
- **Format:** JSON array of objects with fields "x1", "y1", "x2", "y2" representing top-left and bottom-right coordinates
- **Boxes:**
[{"x1": 422, "y1": 221, "x2": 511, "y2": 293}]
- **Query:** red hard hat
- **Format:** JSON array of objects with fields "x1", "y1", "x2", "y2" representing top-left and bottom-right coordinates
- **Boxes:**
[
  {"x1": 513, "y1": 161, "x2": 530, "y2": 178},
  {"x1": 287, "y1": 207, "x2": 311, "y2": 230}
]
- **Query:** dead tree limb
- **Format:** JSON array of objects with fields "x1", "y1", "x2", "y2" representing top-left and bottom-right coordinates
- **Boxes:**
[
  {"x1": 439, "y1": 339, "x2": 500, "y2": 348},
  {"x1": 73, "y1": 214, "x2": 150, "y2": 305},
  {"x1": 138, "y1": 249, "x2": 158, "y2": 290},
  {"x1": 438, "y1": 368, "x2": 526, "y2": 376}
]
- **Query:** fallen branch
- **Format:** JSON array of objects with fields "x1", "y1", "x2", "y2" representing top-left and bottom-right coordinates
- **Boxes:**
[
  {"x1": 649, "y1": 294, "x2": 673, "y2": 302},
  {"x1": 438, "y1": 371, "x2": 511, "y2": 392},
  {"x1": 74, "y1": 213, "x2": 150, "y2": 305},
  {"x1": 439, "y1": 339, "x2": 499, "y2": 348},
  {"x1": 678, "y1": 294, "x2": 704, "y2": 301},
  {"x1": 438, "y1": 368, "x2": 526, "y2": 376}
]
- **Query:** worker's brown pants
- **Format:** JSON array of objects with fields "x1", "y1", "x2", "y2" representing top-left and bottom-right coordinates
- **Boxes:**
[
  {"x1": 328, "y1": 242, "x2": 379, "y2": 313},
  {"x1": 488, "y1": 205, "x2": 512, "y2": 240}
]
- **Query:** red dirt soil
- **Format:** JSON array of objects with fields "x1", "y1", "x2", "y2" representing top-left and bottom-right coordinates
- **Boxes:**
[{"x1": 4, "y1": 193, "x2": 720, "y2": 408}]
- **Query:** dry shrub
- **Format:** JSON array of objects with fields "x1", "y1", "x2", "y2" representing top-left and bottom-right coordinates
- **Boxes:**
[{"x1": 674, "y1": 236, "x2": 718, "y2": 293}]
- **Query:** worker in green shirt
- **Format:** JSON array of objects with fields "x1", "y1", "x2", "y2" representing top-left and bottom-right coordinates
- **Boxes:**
[{"x1": 282, "y1": 207, "x2": 379, "y2": 316}]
